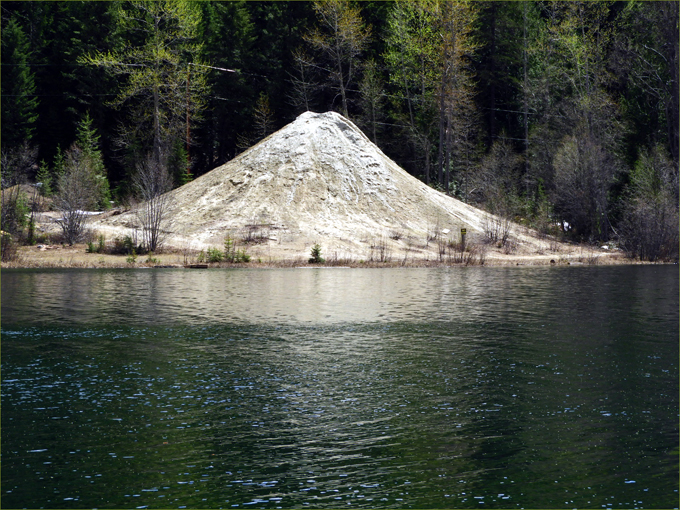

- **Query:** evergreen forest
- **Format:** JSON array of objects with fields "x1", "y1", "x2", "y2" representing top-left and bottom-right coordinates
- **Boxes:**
[{"x1": 2, "y1": 0, "x2": 678, "y2": 261}]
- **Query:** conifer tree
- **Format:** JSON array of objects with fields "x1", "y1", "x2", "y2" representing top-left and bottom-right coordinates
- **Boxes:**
[
  {"x1": 75, "y1": 113, "x2": 112, "y2": 209},
  {"x1": 35, "y1": 161, "x2": 53, "y2": 197},
  {"x1": 1, "y1": 17, "x2": 39, "y2": 149}
]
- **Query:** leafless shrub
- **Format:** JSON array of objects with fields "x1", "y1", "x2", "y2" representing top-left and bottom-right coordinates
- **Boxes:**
[
  {"x1": 502, "y1": 239, "x2": 518, "y2": 255},
  {"x1": 439, "y1": 237, "x2": 486, "y2": 266},
  {"x1": 443, "y1": 238, "x2": 461, "y2": 263},
  {"x1": 1, "y1": 231, "x2": 19, "y2": 262},
  {"x1": 437, "y1": 236, "x2": 447, "y2": 262},
  {"x1": 443, "y1": 239, "x2": 487, "y2": 265},
  {"x1": 549, "y1": 237, "x2": 561, "y2": 253},
  {"x1": 369, "y1": 236, "x2": 392, "y2": 262},
  {"x1": 176, "y1": 241, "x2": 201, "y2": 266},
  {"x1": 426, "y1": 216, "x2": 445, "y2": 246},
  {"x1": 134, "y1": 153, "x2": 173, "y2": 253},
  {"x1": 482, "y1": 212, "x2": 512, "y2": 247},
  {"x1": 619, "y1": 145, "x2": 678, "y2": 262},
  {"x1": 476, "y1": 243, "x2": 487, "y2": 265},
  {"x1": 586, "y1": 253, "x2": 599, "y2": 265},
  {"x1": 54, "y1": 145, "x2": 101, "y2": 245},
  {"x1": 1, "y1": 142, "x2": 38, "y2": 238},
  {"x1": 401, "y1": 235, "x2": 417, "y2": 265},
  {"x1": 1, "y1": 141, "x2": 37, "y2": 190},
  {"x1": 577, "y1": 245, "x2": 601, "y2": 265},
  {"x1": 241, "y1": 223, "x2": 271, "y2": 244}
]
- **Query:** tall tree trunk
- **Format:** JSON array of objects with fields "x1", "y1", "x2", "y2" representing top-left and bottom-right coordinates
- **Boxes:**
[
  {"x1": 444, "y1": 115, "x2": 451, "y2": 195},
  {"x1": 668, "y1": 2, "x2": 679, "y2": 163},
  {"x1": 488, "y1": 2, "x2": 497, "y2": 144},
  {"x1": 336, "y1": 38, "x2": 348, "y2": 117},
  {"x1": 438, "y1": 77, "x2": 445, "y2": 187},
  {"x1": 522, "y1": 1, "x2": 529, "y2": 194},
  {"x1": 153, "y1": 83, "x2": 162, "y2": 166}
]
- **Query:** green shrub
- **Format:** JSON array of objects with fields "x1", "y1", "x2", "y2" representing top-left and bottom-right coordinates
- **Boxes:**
[
  {"x1": 109, "y1": 235, "x2": 139, "y2": 255},
  {"x1": 87, "y1": 234, "x2": 106, "y2": 253},
  {"x1": 235, "y1": 249, "x2": 250, "y2": 263},
  {"x1": 309, "y1": 243, "x2": 325, "y2": 263},
  {"x1": 223, "y1": 234, "x2": 250, "y2": 263},
  {"x1": 207, "y1": 247, "x2": 224, "y2": 263}
]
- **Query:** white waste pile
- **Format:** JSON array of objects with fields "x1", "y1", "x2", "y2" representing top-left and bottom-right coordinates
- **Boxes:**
[{"x1": 98, "y1": 111, "x2": 534, "y2": 258}]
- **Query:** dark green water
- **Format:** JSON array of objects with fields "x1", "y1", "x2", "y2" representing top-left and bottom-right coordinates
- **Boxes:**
[{"x1": 1, "y1": 266, "x2": 677, "y2": 509}]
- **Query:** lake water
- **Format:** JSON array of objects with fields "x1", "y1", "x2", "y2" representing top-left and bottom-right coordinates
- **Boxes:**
[{"x1": 1, "y1": 266, "x2": 678, "y2": 509}]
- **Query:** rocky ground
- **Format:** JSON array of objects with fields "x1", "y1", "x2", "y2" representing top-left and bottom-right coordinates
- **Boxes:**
[{"x1": 15, "y1": 111, "x2": 629, "y2": 267}]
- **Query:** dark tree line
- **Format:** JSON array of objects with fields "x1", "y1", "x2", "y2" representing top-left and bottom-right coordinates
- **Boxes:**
[{"x1": 2, "y1": 0, "x2": 678, "y2": 260}]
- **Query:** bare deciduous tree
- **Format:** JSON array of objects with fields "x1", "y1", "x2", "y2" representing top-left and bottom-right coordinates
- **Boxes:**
[
  {"x1": 54, "y1": 145, "x2": 100, "y2": 245},
  {"x1": 134, "y1": 153, "x2": 173, "y2": 253},
  {"x1": 621, "y1": 145, "x2": 679, "y2": 261},
  {"x1": 552, "y1": 130, "x2": 620, "y2": 241},
  {"x1": 436, "y1": 0, "x2": 480, "y2": 196},
  {"x1": 253, "y1": 92, "x2": 275, "y2": 142},
  {"x1": 288, "y1": 47, "x2": 318, "y2": 113},
  {"x1": 476, "y1": 138, "x2": 521, "y2": 247},
  {"x1": 358, "y1": 58, "x2": 384, "y2": 144},
  {"x1": 305, "y1": 0, "x2": 371, "y2": 117},
  {"x1": 1, "y1": 142, "x2": 37, "y2": 236},
  {"x1": 383, "y1": 0, "x2": 440, "y2": 184}
]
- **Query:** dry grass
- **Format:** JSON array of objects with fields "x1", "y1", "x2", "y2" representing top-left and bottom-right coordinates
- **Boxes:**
[{"x1": 1, "y1": 241, "x2": 638, "y2": 269}]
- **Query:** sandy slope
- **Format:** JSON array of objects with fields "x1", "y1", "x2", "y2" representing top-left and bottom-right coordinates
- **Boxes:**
[{"x1": 89, "y1": 111, "x2": 612, "y2": 263}]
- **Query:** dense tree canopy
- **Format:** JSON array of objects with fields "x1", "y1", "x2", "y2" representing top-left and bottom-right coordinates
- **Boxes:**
[{"x1": 1, "y1": 0, "x2": 678, "y2": 259}]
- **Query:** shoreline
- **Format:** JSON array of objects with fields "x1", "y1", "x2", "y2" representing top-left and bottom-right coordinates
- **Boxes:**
[{"x1": 2, "y1": 243, "x2": 659, "y2": 270}]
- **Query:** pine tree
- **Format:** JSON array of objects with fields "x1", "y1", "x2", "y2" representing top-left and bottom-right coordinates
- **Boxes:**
[
  {"x1": 35, "y1": 161, "x2": 53, "y2": 197},
  {"x1": 1, "y1": 17, "x2": 39, "y2": 149},
  {"x1": 474, "y1": 2, "x2": 525, "y2": 146},
  {"x1": 75, "y1": 113, "x2": 112, "y2": 209}
]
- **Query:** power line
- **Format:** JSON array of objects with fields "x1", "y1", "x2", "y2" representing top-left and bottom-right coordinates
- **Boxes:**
[
  {"x1": 2, "y1": 93, "x2": 118, "y2": 97},
  {"x1": 188, "y1": 62, "x2": 235, "y2": 73}
]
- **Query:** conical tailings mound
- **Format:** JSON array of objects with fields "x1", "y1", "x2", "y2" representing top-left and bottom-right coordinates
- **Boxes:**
[{"x1": 152, "y1": 111, "x2": 488, "y2": 245}]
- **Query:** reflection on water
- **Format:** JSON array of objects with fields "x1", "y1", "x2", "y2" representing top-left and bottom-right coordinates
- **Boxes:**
[
  {"x1": 2, "y1": 266, "x2": 613, "y2": 325},
  {"x1": 2, "y1": 266, "x2": 678, "y2": 508}
]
